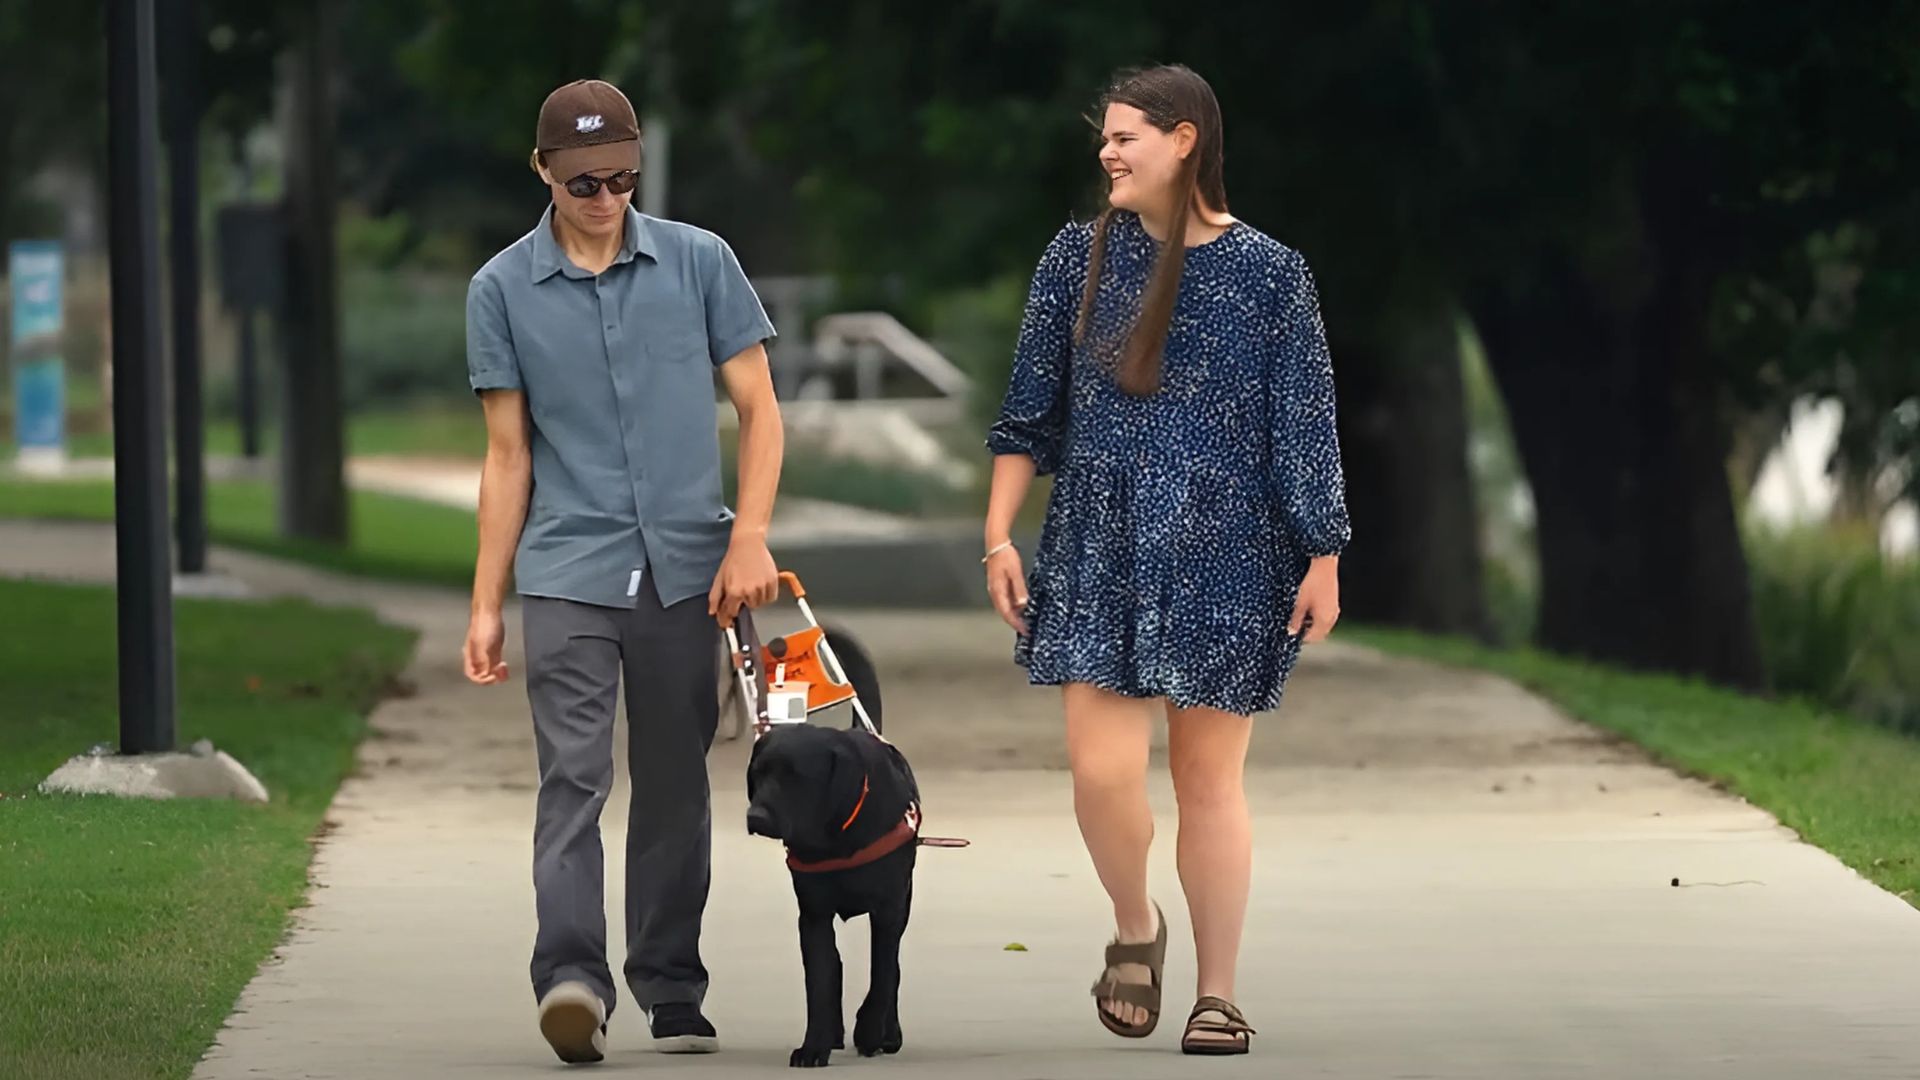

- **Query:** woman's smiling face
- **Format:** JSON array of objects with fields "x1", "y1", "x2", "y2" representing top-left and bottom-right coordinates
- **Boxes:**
[{"x1": 1098, "y1": 102, "x2": 1193, "y2": 215}]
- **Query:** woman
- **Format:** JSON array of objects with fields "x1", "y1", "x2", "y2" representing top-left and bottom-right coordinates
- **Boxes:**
[{"x1": 982, "y1": 64, "x2": 1349, "y2": 1056}]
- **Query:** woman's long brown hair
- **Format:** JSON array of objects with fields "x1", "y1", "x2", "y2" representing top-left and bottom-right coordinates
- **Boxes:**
[{"x1": 1074, "y1": 65, "x2": 1230, "y2": 397}]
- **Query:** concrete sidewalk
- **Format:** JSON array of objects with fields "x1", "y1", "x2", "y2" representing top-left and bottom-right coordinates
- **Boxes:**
[{"x1": 6, "y1": 520, "x2": 1919, "y2": 1079}]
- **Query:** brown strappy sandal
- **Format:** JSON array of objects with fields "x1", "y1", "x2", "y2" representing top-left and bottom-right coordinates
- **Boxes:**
[
  {"x1": 1181, "y1": 995, "x2": 1256, "y2": 1055},
  {"x1": 1089, "y1": 901, "x2": 1167, "y2": 1038}
]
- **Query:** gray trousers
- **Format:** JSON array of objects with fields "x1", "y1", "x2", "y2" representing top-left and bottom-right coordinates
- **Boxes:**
[{"x1": 522, "y1": 573, "x2": 719, "y2": 1018}]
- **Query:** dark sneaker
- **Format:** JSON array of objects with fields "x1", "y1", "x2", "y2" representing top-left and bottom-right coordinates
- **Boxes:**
[
  {"x1": 537, "y1": 981, "x2": 607, "y2": 1064},
  {"x1": 649, "y1": 1002, "x2": 718, "y2": 1054}
]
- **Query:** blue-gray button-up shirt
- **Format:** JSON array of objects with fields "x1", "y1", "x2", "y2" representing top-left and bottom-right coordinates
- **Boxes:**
[{"x1": 465, "y1": 204, "x2": 776, "y2": 610}]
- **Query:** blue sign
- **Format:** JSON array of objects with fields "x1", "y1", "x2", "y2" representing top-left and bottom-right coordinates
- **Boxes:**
[{"x1": 9, "y1": 240, "x2": 65, "y2": 461}]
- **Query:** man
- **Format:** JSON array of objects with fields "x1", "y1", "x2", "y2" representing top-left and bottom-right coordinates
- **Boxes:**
[{"x1": 460, "y1": 77, "x2": 784, "y2": 1065}]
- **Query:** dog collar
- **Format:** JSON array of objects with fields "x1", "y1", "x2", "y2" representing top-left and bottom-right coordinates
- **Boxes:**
[{"x1": 840, "y1": 775, "x2": 869, "y2": 832}]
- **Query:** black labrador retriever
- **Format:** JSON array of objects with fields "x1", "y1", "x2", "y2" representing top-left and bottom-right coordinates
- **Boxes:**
[{"x1": 746, "y1": 722, "x2": 920, "y2": 1067}]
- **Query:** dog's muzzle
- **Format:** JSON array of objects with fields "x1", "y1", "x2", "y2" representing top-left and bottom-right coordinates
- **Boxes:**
[{"x1": 746, "y1": 806, "x2": 778, "y2": 838}]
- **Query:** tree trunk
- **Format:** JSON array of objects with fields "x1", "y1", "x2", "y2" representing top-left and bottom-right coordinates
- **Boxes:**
[
  {"x1": 1470, "y1": 257, "x2": 1766, "y2": 690},
  {"x1": 1331, "y1": 306, "x2": 1492, "y2": 640},
  {"x1": 277, "y1": 0, "x2": 348, "y2": 543}
]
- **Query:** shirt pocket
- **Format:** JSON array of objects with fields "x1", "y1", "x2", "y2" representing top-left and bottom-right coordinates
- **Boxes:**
[{"x1": 635, "y1": 296, "x2": 713, "y2": 368}]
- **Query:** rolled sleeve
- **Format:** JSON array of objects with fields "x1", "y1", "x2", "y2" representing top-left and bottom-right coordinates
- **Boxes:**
[
  {"x1": 465, "y1": 272, "x2": 522, "y2": 394},
  {"x1": 702, "y1": 236, "x2": 777, "y2": 367}
]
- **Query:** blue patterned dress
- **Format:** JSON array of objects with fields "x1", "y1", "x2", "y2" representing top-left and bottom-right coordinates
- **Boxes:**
[{"x1": 986, "y1": 210, "x2": 1351, "y2": 716}]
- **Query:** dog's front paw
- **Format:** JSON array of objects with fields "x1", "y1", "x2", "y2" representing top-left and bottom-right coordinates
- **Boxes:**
[
  {"x1": 790, "y1": 1044, "x2": 833, "y2": 1068},
  {"x1": 853, "y1": 1015, "x2": 903, "y2": 1057}
]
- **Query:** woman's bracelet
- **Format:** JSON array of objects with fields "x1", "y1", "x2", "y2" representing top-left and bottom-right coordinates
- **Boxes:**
[{"x1": 982, "y1": 540, "x2": 1014, "y2": 563}]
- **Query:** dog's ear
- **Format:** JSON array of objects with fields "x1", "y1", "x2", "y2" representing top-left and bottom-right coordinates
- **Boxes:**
[{"x1": 745, "y1": 733, "x2": 770, "y2": 797}]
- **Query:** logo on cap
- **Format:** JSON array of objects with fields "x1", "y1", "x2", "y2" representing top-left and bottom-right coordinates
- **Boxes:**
[{"x1": 576, "y1": 114, "x2": 605, "y2": 133}]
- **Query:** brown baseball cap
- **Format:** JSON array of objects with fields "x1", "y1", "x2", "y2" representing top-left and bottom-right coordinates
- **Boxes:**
[{"x1": 536, "y1": 79, "x2": 641, "y2": 180}]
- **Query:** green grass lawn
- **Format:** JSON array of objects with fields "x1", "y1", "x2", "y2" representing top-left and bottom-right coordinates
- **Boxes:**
[
  {"x1": 17, "y1": 399, "x2": 1045, "y2": 527},
  {"x1": 1347, "y1": 626, "x2": 1920, "y2": 908},
  {"x1": 0, "y1": 577, "x2": 417, "y2": 1080},
  {"x1": 0, "y1": 477, "x2": 478, "y2": 589},
  {"x1": 41, "y1": 404, "x2": 488, "y2": 463},
  {"x1": 11, "y1": 394, "x2": 1060, "y2": 541}
]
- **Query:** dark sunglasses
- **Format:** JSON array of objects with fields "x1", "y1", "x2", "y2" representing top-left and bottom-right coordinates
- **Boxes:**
[{"x1": 563, "y1": 170, "x2": 638, "y2": 199}]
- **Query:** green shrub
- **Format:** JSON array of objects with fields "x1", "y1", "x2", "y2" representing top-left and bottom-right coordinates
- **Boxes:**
[
  {"x1": 1481, "y1": 552, "x2": 1539, "y2": 648},
  {"x1": 340, "y1": 268, "x2": 471, "y2": 409},
  {"x1": 926, "y1": 272, "x2": 1027, "y2": 434},
  {"x1": 1748, "y1": 523, "x2": 1920, "y2": 735}
]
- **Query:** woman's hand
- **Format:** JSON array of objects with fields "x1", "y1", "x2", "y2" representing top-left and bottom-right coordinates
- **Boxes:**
[
  {"x1": 1288, "y1": 555, "x2": 1341, "y2": 643},
  {"x1": 985, "y1": 544, "x2": 1030, "y2": 635}
]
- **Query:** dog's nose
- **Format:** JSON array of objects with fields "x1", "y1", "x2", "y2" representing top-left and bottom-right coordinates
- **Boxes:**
[{"x1": 746, "y1": 807, "x2": 775, "y2": 837}]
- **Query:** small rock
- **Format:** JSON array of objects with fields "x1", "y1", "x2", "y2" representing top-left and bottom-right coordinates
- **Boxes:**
[{"x1": 1671, "y1": 877, "x2": 1680, "y2": 887}]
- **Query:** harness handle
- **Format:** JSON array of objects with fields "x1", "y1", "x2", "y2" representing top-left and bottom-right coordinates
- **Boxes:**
[{"x1": 727, "y1": 609, "x2": 774, "y2": 737}]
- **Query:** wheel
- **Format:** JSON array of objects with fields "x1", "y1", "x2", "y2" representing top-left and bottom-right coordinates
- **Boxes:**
[{"x1": 821, "y1": 625, "x2": 882, "y2": 734}]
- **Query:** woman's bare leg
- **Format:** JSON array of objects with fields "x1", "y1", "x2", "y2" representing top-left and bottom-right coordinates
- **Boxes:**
[
  {"x1": 1166, "y1": 703, "x2": 1254, "y2": 1023},
  {"x1": 1066, "y1": 682, "x2": 1160, "y2": 1028}
]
